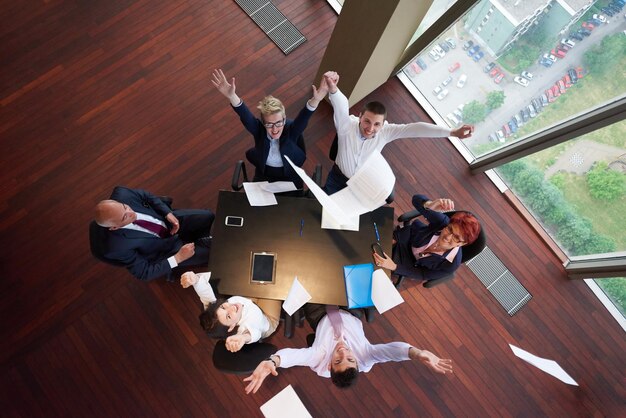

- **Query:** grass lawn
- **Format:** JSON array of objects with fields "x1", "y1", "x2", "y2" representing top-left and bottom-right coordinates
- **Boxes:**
[{"x1": 551, "y1": 172, "x2": 626, "y2": 250}]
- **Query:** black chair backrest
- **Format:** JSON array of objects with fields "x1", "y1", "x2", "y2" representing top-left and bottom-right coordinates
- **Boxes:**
[
  {"x1": 89, "y1": 221, "x2": 126, "y2": 266},
  {"x1": 460, "y1": 227, "x2": 486, "y2": 263},
  {"x1": 212, "y1": 340, "x2": 277, "y2": 374}
]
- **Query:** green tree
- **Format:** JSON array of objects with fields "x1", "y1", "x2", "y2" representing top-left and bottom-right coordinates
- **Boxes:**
[
  {"x1": 462, "y1": 100, "x2": 487, "y2": 124},
  {"x1": 486, "y1": 91, "x2": 505, "y2": 110},
  {"x1": 584, "y1": 34, "x2": 626, "y2": 76},
  {"x1": 586, "y1": 161, "x2": 625, "y2": 201}
]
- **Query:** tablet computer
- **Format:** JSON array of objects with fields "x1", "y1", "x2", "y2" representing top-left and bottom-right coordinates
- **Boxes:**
[{"x1": 250, "y1": 252, "x2": 276, "y2": 284}]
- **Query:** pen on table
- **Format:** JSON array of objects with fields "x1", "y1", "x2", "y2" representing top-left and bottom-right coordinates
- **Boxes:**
[
  {"x1": 300, "y1": 219, "x2": 304, "y2": 237},
  {"x1": 373, "y1": 222, "x2": 380, "y2": 242}
]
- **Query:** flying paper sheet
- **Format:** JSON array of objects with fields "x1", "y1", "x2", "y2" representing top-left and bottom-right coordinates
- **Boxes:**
[
  {"x1": 371, "y1": 269, "x2": 404, "y2": 313},
  {"x1": 243, "y1": 182, "x2": 277, "y2": 206},
  {"x1": 261, "y1": 181, "x2": 297, "y2": 194},
  {"x1": 260, "y1": 385, "x2": 312, "y2": 418},
  {"x1": 509, "y1": 344, "x2": 578, "y2": 386},
  {"x1": 282, "y1": 276, "x2": 312, "y2": 316}
]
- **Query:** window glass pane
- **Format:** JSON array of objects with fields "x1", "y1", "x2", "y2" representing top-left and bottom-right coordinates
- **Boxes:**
[
  {"x1": 594, "y1": 277, "x2": 626, "y2": 319},
  {"x1": 406, "y1": 0, "x2": 461, "y2": 47},
  {"x1": 401, "y1": 0, "x2": 626, "y2": 157},
  {"x1": 496, "y1": 120, "x2": 626, "y2": 257}
]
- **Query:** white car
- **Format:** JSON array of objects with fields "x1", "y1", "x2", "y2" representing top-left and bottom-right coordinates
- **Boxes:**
[
  {"x1": 561, "y1": 38, "x2": 575, "y2": 48},
  {"x1": 433, "y1": 45, "x2": 446, "y2": 58},
  {"x1": 456, "y1": 74, "x2": 467, "y2": 88},
  {"x1": 428, "y1": 49, "x2": 440, "y2": 61},
  {"x1": 496, "y1": 130, "x2": 505, "y2": 142},
  {"x1": 436, "y1": 88, "x2": 449, "y2": 100},
  {"x1": 593, "y1": 14, "x2": 607, "y2": 23},
  {"x1": 543, "y1": 53, "x2": 557, "y2": 63},
  {"x1": 514, "y1": 76, "x2": 529, "y2": 87},
  {"x1": 442, "y1": 76, "x2": 453, "y2": 86},
  {"x1": 433, "y1": 85, "x2": 443, "y2": 95},
  {"x1": 521, "y1": 70, "x2": 533, "y2": 80},
  {"x1": 527, "y1": 104, "x2": 537, "y2": 118},
  {"x1": 446, "y1": 113, "x2": 460, "y2": 126}
]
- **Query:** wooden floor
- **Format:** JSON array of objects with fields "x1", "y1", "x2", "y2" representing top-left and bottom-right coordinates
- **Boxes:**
[{"x1": 1, "y1": 1, "x2": 624, "y2": 417}]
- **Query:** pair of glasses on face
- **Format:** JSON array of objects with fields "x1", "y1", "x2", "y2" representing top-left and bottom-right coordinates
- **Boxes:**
[
  {"x1": 263, "y1": 119, "x2": 285, "y2": 129},
  {"x1": 445, "y1": 225, "x2": 465, "y2": 243}
]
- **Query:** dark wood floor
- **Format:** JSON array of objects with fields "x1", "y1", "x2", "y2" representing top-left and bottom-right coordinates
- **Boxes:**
[{"x1": 1, "y1": 1, "x2": 624, "y2": 417}]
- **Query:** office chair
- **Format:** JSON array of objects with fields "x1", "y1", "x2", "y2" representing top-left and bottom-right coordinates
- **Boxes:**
[
  {"x1": 212, "y1": 340, "x2": 277, "y2": 374},
  {"x1": 282, "y1": 308, "x2": 305, "y2": 338},
  {"x1": 393, "y1": 210, "x2": 486, "y2": 289},
  {"x1": 231, "y1": 135, "x2": 322, "y2": 195},
  {"x1": 327, "y1": 134, "x2": 394, "y2": 204}
]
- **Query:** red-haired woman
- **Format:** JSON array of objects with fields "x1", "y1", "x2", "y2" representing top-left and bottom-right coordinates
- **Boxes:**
[{"x1": 373, "y1": 194, "x2": 481, "y2": 282}]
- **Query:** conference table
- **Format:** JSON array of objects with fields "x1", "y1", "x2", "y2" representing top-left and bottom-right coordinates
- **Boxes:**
[{"x1": 209, "y1": 190, "x2": 394, "y2": 306}]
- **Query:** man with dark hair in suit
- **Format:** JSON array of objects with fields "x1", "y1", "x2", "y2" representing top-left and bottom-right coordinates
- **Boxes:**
[{"x1": 93, "y1": 186, "x2": 214, "y2": 281}]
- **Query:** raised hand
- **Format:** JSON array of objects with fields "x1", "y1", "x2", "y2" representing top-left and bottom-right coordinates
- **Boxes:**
[
  {"x1": 211, "y1": 68, "x2": 240, "y2": 105},
  {"x1": 225, "y1": 334, "x2": 247, "y2": 352},
  {"x1": 323, "y1": 70, "x2": 339, "y2": 93},
  {"x1": 425, "y1": 198, "x2": 455, "y2": 212},
  {"x1": 450, "y1": 124, "x2": 473, "y2": 139},
  {"x1": 413, "y1": 349, "x2": 453, "y2": 374},
  {"x1": 243, "y1": 360, "x2": 278, "y2": 394},
  {"x1": 180, "y1": 271, "x2": 199, "y2": 288}
]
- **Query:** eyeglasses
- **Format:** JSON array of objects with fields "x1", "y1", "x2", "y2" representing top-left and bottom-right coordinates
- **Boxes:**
[
  {"x1": 263, "y1": 119, "x2": 285, "y2": 129},
  {"x1": 445, "y1": 225, "x2": 465, "y2": 243}
]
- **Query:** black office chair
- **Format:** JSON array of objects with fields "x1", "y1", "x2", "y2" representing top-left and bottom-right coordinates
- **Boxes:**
[
  {"x1": 231, "y1": 135, "x2": 322, "y2": 196},
  {"x1": 89, "y1": 196, "x2": 174, "y2": 266},
  {"x1": 282, "y1": 308, "x2": 305, "y2": 338},
  {"x1": 212, "y1": 340, "x2": 277, "y2": 374},
  {"x1": 327, "y1": 134, "x2": 394, "y2": 204},
  {"x1": 393, "y1": 210, "x2": 486, "y2": 289}
]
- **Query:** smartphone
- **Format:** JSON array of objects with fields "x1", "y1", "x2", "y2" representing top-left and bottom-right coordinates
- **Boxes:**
[
  {"x1": 371, "y1": 242, "x2": 385, "y2": 258},
  {"x1": 225, "y1": 216, "x2": 244, "y2": 227}
]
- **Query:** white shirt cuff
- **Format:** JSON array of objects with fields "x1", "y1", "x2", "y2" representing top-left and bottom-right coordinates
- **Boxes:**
[{"x1": 167, "y1": 256, "x2": 178, "y2": 268}]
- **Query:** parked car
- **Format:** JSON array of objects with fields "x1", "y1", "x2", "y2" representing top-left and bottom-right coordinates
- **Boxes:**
[
  {"x1": 558, "y1": 43, "x2": 571, "y2": 52},
  {"x1": 601, "y1": 7, "x2": 616, "y2": 16},
  {"x1": 428, "y1": 49, "x2": 440, "y2": 61},
  {"x1": 561, "y1": 38, "x2": 575, "y2": 48},
  {"x1": 532, "y1": 98, "x2": 542, "y2": 112},
  {"x1": 508, "y1": 120, "x2": 518, "y2": 134},
  {"x1": 557, "y1": 79, "x2": 566, "y2": 94},
  {"x1": 433, "y1": 85, "x2": 443, "y2": 95},
  {"x1": 408, "y1": 62, "x2": 421, "y2": 75},
  {"x1": 457, "y1": 74, "x2": 468, "y2": 88},
  {"x1": 502, "y1": 123, "x2": 512, "y2": 137},
  {"x1": 578, "y1": 28, "x2": 591, "y2": 37},
  {"x1": 514, "y1": 76, "x2": 529, "y2": 87},
  {"x1": 488, "y1": 133, "x2": 498, "y2": 142},
  {"x1": 569, "y1": 32, "x2": 584, "y2": 41},
  {"x1": 568, "y1": 68, "x2": 578, "y2": 83},
  {"x1": 446, "y1": 113, "x2": 460, "y2": 126},
  {"x1": 448, "y1": 62, "x2": 461, "y2": 72},
  {"x1": 453, "y1": 108, "x2": 464, "y2": 120},
  {"x1": 494, "y1": 72, "x2": 505, "y2": 84},
  {"x1": 543, "y1": 53, "x2": 557, "y2": 62},
  {"x1": 540, "y1": 58, "x2": 554, "y2": 68},
  {"x1": 551, "y1": 84, "x2": 561, "y2": 98},
  {"x1": 521, "y1": 71, "x2": 533, "y2": 80},
  {"x1": 546, "y1": 88, "x2": 556, "y2": 103},
  {"x1": 514, "y1": 114, "x2": 524, "y2": 127},
  {"x1": 520, "y1": 109, "x2": 530, "y2": 122},
  {"x1": 416, "y1": 57, "x2": 427, "y2": 70},
  {"x1": 484, "y1": 62, "x2": 496, "y2": 73},
  {"x1": 473, "y1": 51, "x2": 485, "y2": 61},
  {"x1": 467, "y1": 45, "x2": 480, "y2": 56},
  {"x1": 589, "y1": 17, "x2": 603, "y2": 26},
  {"x1": 462, "y1": 40, "x2": 474, "y2": 51},
  {"x1": 445, "y1": 37, "x2": 456, "y2": 49},
  {"x1": 592, "y1": 14, "x2": 607, "y2": 23},
  {"x1": 563, "y1": 74, "x2": 573, "y2": 88},
  {"x1": 541, "y1": 94, "x2": 549, "y2": 107},
  {"x1": 527, "y1": 104, "x2": 537, "y2": 118},
  {"x1": 489, "y1": 67, "x2": 500, "y2": 77},
  {"x1": 440, "y1": 42, "x2": 450, "y2": 52},
  {"x1": 552, "y1": 48, "x2": 566, "y2": 59},
  {"x1": 496, "y1": 130, "x2": 505, "y2": 142},
  {"x1": 576, "y1": 66, "x2": 584, "y2": 79},
  {"x1": 582, "y1": 22, "x2": 596, "y2": 31},
  {"x1": 436, "y1": 88, "x2": 449, "y2": 100},
  {"x1": 442, "y1": 75, "x2": 453, "y2": 86}
]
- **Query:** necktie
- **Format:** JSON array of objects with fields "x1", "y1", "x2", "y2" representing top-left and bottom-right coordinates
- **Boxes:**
[
  {"x1": 325, "y1": 305, "x2": 344, "y2": 339},
  {"x1": 133, "y1": 219, "x2": 168, "y2": 238}
]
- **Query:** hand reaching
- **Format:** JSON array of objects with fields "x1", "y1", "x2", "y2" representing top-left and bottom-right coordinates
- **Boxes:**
[
  {"x1": 450, "y1": 124, "x2": 473, "y2": 139},
  {"x1": 411, "y1": 348, "x2": 453, "y2": 374},
  {"x1": 425, "y1": 198, "x2": 455, "y2": 212},
  {"x1": 180, "y1": 271, "x2": 199, "y2": 288},
  {"x1": 225, "y1": 334, "x2": 247, "y2": 352},
  {"x1": 243, "y1": 360, "x2": 278, "y2": 394},
  {"x1": 373, "y1": 251, "x2": 396, "y2": 270},
  {"x1": 211, "y1": 68, "x2": 239, "y2": 105},
  {"x1": 323, "y1": 71, "x2": 339, "y2": 93}
]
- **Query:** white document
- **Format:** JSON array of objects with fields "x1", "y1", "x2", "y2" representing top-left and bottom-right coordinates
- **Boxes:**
[
  {"x1": 321, "y1": 208, "x2": 359, "y2": 231},
  {"x1": 282, "y1": 276, "x2": 312, "y2": 316},
  {"x1": 284, "y1": 157, "x2": 352, "y2": 225},
  {"x1": 261, "y1": 181, "x2": 297, "y2": 194},
  {"x1": 243, "y1": 182, "x2": 277, "y2": 206},
  {"x1": 260, "y1": 385, "x2": 312, "y2": 418},
  {"x1": 371, "y1": 269, "x2": 404, "y2": 313},
  {"x1": 509, "y1": 344, "x2": 578, "y2": 386}
]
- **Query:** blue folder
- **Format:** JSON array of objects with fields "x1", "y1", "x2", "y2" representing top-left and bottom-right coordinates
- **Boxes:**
[{"x1": 343, "y1": 263, "x2": 374, "y2": 309}]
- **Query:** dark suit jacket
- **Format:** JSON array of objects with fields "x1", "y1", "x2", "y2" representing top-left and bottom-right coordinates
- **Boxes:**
[
  {"x1": 99, "y1": 186, "x2": 183, "y2": 281},
  {"x1": 392, "y1": 194, "x2": 462, "y2": 281},
  {"x1": 232, "y1": 101, "x2": 313, "y2": 187}
]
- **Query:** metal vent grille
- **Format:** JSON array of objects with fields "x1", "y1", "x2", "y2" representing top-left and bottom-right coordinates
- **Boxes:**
[
  {"x1": 466, "y1": 246, "x2": 532, "y2": 316},
  {"x1": 233, "y1": 0, "x2": 306, "y2": 55}
]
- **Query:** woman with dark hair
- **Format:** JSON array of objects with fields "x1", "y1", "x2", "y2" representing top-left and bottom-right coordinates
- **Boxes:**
[{"x1": 373, "y1": 194, "x2": 481, "y2": 283}]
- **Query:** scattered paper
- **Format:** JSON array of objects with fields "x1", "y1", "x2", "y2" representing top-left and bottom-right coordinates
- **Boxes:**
[
  {"x1": 261, "y1": 181, "x2": 297, "y2": 194},
  {"x1": 371, "y1": 269, "x2": 404, "y2": 313},
  {"x1": 282, "y1": 276, "x2": 312, "y2": 316},
  {"x1": 260, "y1": 385, "x2": 312, "y2": 418},
  {"x1": 509, "y1": 344, "x2": 578, "y2": 386},
  {"x1": 321, "y1": 208, "x2": 359, "y2": 231},
  {"x1": 243, "y1": 182, "x2": 277, "y2": 206}
]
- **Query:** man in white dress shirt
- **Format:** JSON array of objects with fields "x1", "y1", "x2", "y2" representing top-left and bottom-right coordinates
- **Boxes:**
[{"x1": 243, "y1": 304, "x2": 453, "y2": 392}]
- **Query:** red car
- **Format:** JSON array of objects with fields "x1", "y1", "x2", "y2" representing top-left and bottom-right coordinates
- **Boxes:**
[
  {"x1": 576, "y1": 66, "x2": 584, "y2": 79},
  {"x1": 551, "y1": 48, "x2": 566, "y2": 58},
  {"x1": 494, "y1": 72, "x2": 505, "y2": 84},
  {"x1": 557, "y1": 80, "x2": 567, "y2": 94},
  {"x1": 489, "y1": 67, "x2": 500, "y2": 77},
  {"x1": 502, "y1": 124, "x2": 512, "y2": 137},
  {"x1": 410, "y1": 62, "x2": 422, "y2": 75},
  {"x1": 551, "y1": 85, "x2": 561, "y2": 98},
  {"x1": 546, "y1": 88, "x2": 556, "y2": 103},
  {"x1": 562, "y1": 74, "x2": 573, "y2": 88},
  {"x1": 582, "y1": 22, "x2": 595, "y2": 30},
  {"x1": 448, "y1": 62, "x2": 461, "y2": 72}
]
